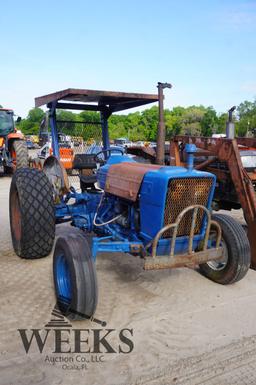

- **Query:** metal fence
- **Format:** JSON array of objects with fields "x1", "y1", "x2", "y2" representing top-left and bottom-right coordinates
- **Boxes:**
[{"x1": 56, "y1": 120, "x2": 102, "y2": 187}]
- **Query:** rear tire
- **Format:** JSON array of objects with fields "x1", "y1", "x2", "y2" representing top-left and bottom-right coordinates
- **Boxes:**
[
  {"x1": 9, "y1": 168, "x2": 55, "y2": 259},
  {"x1": 199, "y1": 214, "x2": 250, "y2": 284},
  {"x1": 53, "y1": 230, "x2": 98, "y2": 320},
  {"x1": 13, "y1": 140, "x2": 28, "y2": 168}
]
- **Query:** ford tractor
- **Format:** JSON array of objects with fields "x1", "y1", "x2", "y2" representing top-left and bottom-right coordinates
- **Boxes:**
[
  {"x1": 9, "y1": 85, "x2": 250, "y2": 320},
  {"x1": 0, "y1": 108, "x2": 28, "y2": 174}
]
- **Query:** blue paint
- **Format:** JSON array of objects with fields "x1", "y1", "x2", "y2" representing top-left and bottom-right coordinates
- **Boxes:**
[
  {"x1": 49, "y1": 103, "x2": 60, "y2": 159},
  {"x1": 92, "y1": 237, "x2": 143, "y2": 260},
  {"x1": 54, "y1": 145, "x2": 217, "y2": 262},
  {"x1": 55, "y1": 254, "x2": 72, "y2": 302},
  {"x1": 185, "y1": 143, "x2": 197, "y2": 171},
  {"x1": 139, "y1": 167, "x2": 215, "y2": 240},
  {"x1": 100, "y1": 111, "x2": 110, "y2": 153}
]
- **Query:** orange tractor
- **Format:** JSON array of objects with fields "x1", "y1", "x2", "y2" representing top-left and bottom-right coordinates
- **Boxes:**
[{"x1": 0, "y1": 108, "x2": 28, "y2": 174}]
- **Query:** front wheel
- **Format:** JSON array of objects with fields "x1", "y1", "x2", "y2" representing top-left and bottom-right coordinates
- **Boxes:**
[
  {"x1": 199, "y1": 214, "x2": 250, "y2": 284},
  {"x1": 53, "y1": 230, "x2": 98, "y2": 320}
]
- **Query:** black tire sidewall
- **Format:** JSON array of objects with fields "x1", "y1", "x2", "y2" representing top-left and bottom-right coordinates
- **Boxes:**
[
  {"x1": 9, "y1": 172, "x2": 22, "y2": 255},
  {"x1": 53, "y1": 232, "x2": 98, "y2": 320},
  {"x1": 199, "y1": 214, "x2": 250, "y2": 284}
]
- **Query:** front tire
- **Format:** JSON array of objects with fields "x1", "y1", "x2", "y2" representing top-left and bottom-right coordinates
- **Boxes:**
[
  {"x1": 53, "y1": 230, "x2": 98, "y2": 320},
  {"x1": 9, "y1": 168, "x2": 55, "y2": 259},
  {"x1": 199, "y1": 214, "x2": 250, "y2": 284}
]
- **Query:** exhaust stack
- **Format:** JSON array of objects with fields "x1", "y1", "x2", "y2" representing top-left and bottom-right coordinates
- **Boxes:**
[
  {"x1": 156, "y1": 82, "x2": 172, "y2": 165},
  {"x1": 226, "y1": 106, "x2": 236, "y2": 139}
]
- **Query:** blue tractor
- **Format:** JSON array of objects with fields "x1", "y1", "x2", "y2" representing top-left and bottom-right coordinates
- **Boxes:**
[{"x1": 9, "y1": 86, "x2": 250, "y2": 320}]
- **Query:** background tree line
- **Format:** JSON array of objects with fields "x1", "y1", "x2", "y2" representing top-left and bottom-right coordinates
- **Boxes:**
[{"x1": 11, "y1": 98, "x2": 256, "y2": 140}]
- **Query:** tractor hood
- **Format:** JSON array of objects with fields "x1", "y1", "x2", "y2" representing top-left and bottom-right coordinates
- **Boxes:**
[{"x1": 97, "y1": 155, "x2": 215, "y2": 202}]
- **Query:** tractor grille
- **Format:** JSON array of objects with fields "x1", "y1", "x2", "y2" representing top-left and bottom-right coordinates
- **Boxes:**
[{"x1": 163, "y1": 178, "x2": 213, "y2": 237}]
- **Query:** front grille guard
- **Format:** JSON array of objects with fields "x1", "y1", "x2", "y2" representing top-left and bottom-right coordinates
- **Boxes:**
[
  {"x1": 144, "y1": 205, "x2": 223, "y2": 270},
  {"x1": 163, "y1": 178, "x2": 214, "y2": 237}
]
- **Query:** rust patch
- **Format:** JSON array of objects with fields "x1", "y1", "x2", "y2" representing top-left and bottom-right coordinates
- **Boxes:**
[
  {"x1": 105, "y1": 162, "x2": 162, "y2": 201},
  {"x1": 10, "y1": 189, "x2": 22, "y2": 243}
]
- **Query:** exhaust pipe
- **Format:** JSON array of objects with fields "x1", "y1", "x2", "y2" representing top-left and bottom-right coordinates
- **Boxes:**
[
  {"x1": 156, "y1": 82, "x2": 172, "y2": 165},
  {"x1": 226, "y1": 106, "x2": 236, "y2": 139}
]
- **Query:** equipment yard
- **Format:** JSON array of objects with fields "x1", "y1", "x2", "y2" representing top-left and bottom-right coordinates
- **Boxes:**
[
  {"x1": 1, "y1": 174, "x2": 256, "y2": 385},
  {"x1": 2, "y1": 2, "x2": 256, "y2": 383}
]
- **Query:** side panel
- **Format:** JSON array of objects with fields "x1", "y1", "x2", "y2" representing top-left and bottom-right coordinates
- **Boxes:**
[{"x1": 139, "y1": 170, "x2": 170, "y2": 239}]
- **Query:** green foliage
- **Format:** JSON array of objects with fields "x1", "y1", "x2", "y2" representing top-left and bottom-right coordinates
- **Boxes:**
[
  {"x1": 57, "y1": 110, "x2": 102, "y2": 141},
  {"x1": 180, "y1": 105, "x2": 206, "y2": 135},
  {"x1": 237, "y1": 100, "x2": 256, "y2": 119},
  {"x1": 237, "y1": 99, "x2": 256, "y2": 137},
  {"x1": 15, "y1": 97, "x2": 256, "y2": 140},
  {"x1": 216, "y1": 113, "x2": 226, "y2": 134},
  {"x1": 17, "y1": 107, "x2": 45, "y2": 134},
  {"x1": 200, "y1": 107, "x2": 218, "y2": 136}
]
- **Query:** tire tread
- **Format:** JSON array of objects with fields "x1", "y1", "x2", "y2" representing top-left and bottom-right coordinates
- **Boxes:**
[{"x1": 10, "y1": 168, "x2": 55, "y2": 259}]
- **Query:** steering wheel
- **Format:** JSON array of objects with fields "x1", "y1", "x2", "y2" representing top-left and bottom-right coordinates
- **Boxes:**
[{"x1": 94, "y1": 148, "x2": 124, "y2": 164}]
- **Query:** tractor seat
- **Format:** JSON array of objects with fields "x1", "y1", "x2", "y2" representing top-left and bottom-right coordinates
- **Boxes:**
[
  {"x1": 79, "y1": 174, "x2": 99, "y2": 192},
  {"x1": 80, "y1": 174, "x2": 97, "y2": 184},
  {"x1": 73, "y1": 154, "x2": 97, "y2": 170}
]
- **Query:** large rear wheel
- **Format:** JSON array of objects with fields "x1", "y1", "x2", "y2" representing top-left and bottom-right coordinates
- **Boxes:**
[
  {"x1": 12, "y1": 140, "x2": 28, "y2": 169},
  {"x1": 9, "y1": 168, "x2": 55, "y2": 259},
  {"x1": 199, "y1": 214, "x2": 250, "y2": 284},
  {"x1": 53, "y1": 230, "x2": 98, "y2": 320}
]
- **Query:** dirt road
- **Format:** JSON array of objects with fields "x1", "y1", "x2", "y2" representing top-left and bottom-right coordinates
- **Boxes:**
[{"x1": 1, "y1": 176, "x2": 256, "y2": 385}]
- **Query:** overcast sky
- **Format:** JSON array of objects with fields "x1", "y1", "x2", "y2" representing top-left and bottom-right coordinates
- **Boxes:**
[{"x1": 1, "y1": 0, "x2": 256, "y2": 117}]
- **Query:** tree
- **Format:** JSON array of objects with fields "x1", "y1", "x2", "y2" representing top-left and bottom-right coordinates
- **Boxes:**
[
  {"x1": 139, "y1": 107, "x2": 158, "y2": 140},
  {"x1": 237, "y1": 99, "x2": 256, "y2": 137},
  {"x1": 109, "y1": 114, "x2": 128, "y2": 139},
  {"x1": 200, "y1": 107, "x2": 218, "y2": 136},
  {"x1": 237, "y1": 100, "x2": 256, "y2": 119},
  {"x1": 17, "y1": 108, "x2": 45, "y2": 135},
  {"x1": 56, "y1": 110, "x2": 77, "y2": 135},
  {"x1": 181, "y1": 105, "x2": 206, "y2": 135},
  {"x1": 216, "y1": 113, "x2": 227, "y2": 134},
  {"x1": 15, "y1": 98, "x2": 256, "y2": 141}
]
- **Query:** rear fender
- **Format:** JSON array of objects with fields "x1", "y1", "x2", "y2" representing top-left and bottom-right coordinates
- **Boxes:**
[
  {"x1": 7, "y1": 132, "x2": 25, "y2": 140},
  {"x1": 6, "y1": 133, "x2": 25, "y2": 152}
]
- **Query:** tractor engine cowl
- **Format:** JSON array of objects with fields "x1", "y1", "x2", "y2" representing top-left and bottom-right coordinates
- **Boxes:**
[{"x1": 139, "y1": 168, "x2": 215, "y2": 242}]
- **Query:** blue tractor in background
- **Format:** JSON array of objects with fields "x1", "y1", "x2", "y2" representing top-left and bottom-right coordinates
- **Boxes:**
[{"x1": 9, "y1": 85, "x2": 250, "y2": 320}]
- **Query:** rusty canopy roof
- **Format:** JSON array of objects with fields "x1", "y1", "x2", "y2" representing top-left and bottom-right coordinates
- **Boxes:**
[{"x1": 35, "y1": 88, "x2": 159, "y2": 114}]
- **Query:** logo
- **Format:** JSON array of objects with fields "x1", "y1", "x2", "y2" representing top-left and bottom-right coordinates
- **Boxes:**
[{"x1": 18, "y1": 302, "x2": 134, "y2": 370}]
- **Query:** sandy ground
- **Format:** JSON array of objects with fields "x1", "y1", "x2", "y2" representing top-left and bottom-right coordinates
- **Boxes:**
[{"x1": 1, "y1": 175, "x2": 256, "y2": 385}]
